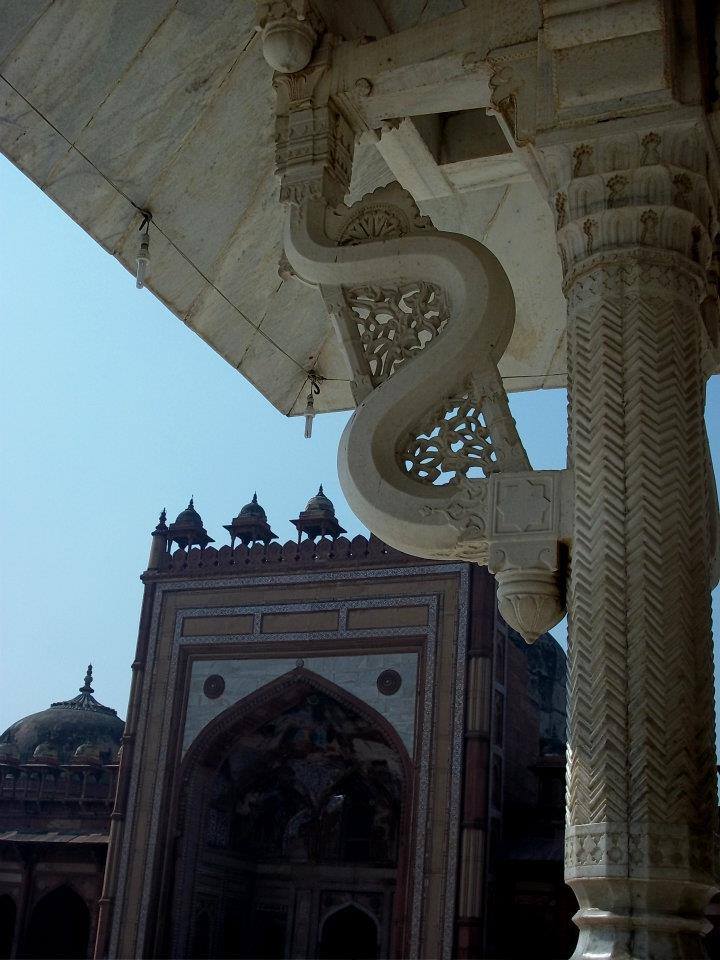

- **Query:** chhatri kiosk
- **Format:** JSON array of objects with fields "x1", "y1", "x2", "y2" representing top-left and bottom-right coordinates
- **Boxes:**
[{"x1": 1, "y1": 2, "x2": 719, "y2": 957}]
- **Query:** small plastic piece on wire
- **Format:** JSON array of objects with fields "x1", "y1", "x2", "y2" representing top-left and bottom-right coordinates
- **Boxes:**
[
  {"x1": 136, "y1": 211, "x2": 152, "y2": 289},
  {"x1": 303, "y1": 371, "x2": 323, "y2": 439}
]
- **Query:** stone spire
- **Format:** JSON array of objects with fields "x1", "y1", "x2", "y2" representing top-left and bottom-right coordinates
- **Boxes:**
[
  {"x1": 51, "y1": 665, "x2": 117, "y2": 716},
  {"x1": 148, "y1": 507, "x2": 169, "y2": 570},
  {"x1": 81, "y1": 663, "x2": 93, "y2": 694}
]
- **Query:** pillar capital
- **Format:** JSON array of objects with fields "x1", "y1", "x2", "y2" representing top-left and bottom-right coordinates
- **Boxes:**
[{"x1": 537, "y1": 120, "x2": 719, "y2": 284}]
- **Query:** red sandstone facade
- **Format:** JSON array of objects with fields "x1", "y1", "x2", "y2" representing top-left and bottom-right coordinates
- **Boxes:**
[{"x1": 0, "y1": 497, "x2": 571, "y2": 959}]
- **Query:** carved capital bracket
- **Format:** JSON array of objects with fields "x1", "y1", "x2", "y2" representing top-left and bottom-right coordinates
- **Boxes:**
[
  {"x1": 486, "y1": 470, "x2": 571, "y2": 643},
  {"x1": 272, "y1": 34, "x2": 356, "y2": 208},
  {"x1": 256, "y1": 1, "x2": 324, "y2": 74}
]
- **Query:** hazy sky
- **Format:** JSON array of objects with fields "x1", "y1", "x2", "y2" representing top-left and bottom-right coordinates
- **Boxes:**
[{"x1": 1, "y1": 154, "x2": 718, "y2": 734}]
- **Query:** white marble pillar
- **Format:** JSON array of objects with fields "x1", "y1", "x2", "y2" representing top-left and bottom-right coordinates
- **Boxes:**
[{"x1": 543, "y1": 122, "x2": 719, "y2": 956}]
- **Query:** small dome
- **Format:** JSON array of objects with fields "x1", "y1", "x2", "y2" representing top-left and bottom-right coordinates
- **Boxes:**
[
  {"x1": 173, "y1": 497, "x2": 203, "y2": 527},
  {"x1": 304, "y1": 484, "x2": 335, "y2": 517},
  {"x1": 32, "y1": 742, "x2": 58, "y2": 764},
  {"x1": 0, "y1": 666, "x2": 124, "y2": 765},
  {"x1": 167, "y1": 497, "x2": 214, "y2": 549},
  {"x1": 73, "y1": 742, "x2": 102, "y2": 765},
  {"x1": 239, "y1": 492, "x2": 267, "y2": 521}
]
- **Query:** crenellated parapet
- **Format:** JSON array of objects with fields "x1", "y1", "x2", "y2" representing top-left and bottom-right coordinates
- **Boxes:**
[{"x1": 147, "y1": 533, "x2": 414, "y2": 579}]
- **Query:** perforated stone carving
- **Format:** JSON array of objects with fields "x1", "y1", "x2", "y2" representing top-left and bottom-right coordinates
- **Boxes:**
[
  {"x1": 344, "y1": 282, "x2": 448, "y2": 386},
  {"x1": 402, "y1": 395, "x2": 497, "y2": 484}
]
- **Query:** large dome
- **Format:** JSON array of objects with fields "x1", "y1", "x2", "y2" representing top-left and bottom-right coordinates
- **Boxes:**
[{"x1": 0, "y1": 665, "x2": 124, "y2": 765}]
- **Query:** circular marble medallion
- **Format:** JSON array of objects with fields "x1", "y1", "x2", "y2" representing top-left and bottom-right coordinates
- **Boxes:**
[
  {"x1": 203, "y1": 674, "x2": 225, "y2": 700},
  {"x1": 377, "y1": 669, "x2": 402, "y2": 696}
]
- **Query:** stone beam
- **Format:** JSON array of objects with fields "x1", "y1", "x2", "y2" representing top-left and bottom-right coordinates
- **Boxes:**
[
  {"x1": 375, "y1": 117, "x2": 531, "y2": 204},
  {"x1": 298, "y1": 3, "x2": 539, "y2": 132}
]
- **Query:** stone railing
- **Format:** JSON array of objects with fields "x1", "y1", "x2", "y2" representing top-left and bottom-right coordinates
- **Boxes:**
[{"x1": 0, "y1": 764, "x2": 117, "y2": 806}]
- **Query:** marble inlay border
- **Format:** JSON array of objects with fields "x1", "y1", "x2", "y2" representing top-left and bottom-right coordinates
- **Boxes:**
[
  {"x1": 110, "y1": 563, "x2": 468, "y2": 960},
  {"x1": 442, "y1": 569, "x2": 469, "y2": 960},
  {"x1": 179, "y1": 596, "x2": 428, "y2": 754}
]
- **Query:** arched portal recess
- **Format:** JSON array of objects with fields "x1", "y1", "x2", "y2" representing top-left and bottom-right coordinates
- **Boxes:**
[
  {"x1": 169, "y1": 668, "x2": 411, "y2": 959},
  {"x1": 319, "y1": 904, "x2": 379, "y2": 960},
  {"x1": 22, "y1": 885, "x2": 90, "y2": 959},
  {"x1": 0, "y1": 895, "x2": 16, "y2": 959}
]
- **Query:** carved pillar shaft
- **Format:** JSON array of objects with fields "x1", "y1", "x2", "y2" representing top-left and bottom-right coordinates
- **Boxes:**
[{"x1": 547, "y1": 125, "x2": 719, "y2": 956}]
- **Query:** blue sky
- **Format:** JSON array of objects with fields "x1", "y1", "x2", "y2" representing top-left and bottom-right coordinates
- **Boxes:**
[{"x1": 0, "y1": 154, "x2": 718, "y2": 733}]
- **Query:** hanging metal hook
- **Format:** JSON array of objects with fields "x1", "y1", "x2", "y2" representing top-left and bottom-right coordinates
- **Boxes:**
[
  {"x1": 303, "y1": 370, "x2": 323, "y2": 439},
  {"x1": 136, "y1": 210, "x2": 152, "y2": 289}
]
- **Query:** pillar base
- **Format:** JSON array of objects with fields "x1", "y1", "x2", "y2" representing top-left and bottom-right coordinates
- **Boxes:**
[{"x1": 569, "y1": 877, "x2": 718, "y2": 960}]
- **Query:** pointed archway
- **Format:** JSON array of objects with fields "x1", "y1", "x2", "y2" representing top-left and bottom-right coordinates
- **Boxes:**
[
  {"x1": 166, "y1": 668, "x2": 412, "y2": 959},
  {"x1": 22, "y1": 885, "x2": 90, "y2": 960},
  {"x1": 318, "y1": 904, "x2": 379, "y2": 960},
  {"x1": 0, "y1": 895, "x2": 16, "y2": 959}
]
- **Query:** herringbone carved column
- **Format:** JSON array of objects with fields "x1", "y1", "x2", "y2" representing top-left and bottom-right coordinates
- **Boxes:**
[{"x1": 546, "y1": 125, "x2": 719, "y2": 958}]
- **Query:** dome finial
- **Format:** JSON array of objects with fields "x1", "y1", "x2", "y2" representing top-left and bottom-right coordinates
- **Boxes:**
[
  {"x1": 167, "y1": 498, "x2": 214, "y2": 551},
  {"x1": 81, "y1": 664, "x2": 94, "y2": 694},
  {"x1": 291, "y1": 484, "x2": 346, "y2": 542},
  {"x1": 224, "y1": 492, "x2": 277, "y2": 547}
]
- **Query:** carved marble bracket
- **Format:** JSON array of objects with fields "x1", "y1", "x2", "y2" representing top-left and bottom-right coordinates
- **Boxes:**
[
  {"x1": 487, "y1": 470, "x2": 570, "y2": 643},
  {"x1": 267, "y1": 19, "x2": 575, "y2": 644},
  {"x1": 280, "y1": 175, "x2": 571, "y2": 642}
]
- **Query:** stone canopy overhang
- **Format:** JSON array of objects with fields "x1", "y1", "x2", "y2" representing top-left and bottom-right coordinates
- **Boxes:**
[{"x1": 0, "y1": 0, "x2": 568, "y2": 417}]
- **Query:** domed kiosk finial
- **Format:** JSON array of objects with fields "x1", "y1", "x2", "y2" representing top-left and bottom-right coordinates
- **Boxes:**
[
  {"x1": 81, "y1": 664, "x2": 94, "y2": 694},
  {"x1": 167, "y1": 498, "x2": 214, "y2": 551},
  {"x1": 148, "y1": 507, "x2": 171, "y2": 570},
  {"x1": 291, "y1": 484, "x2": 347, "y2": 542},
  {"x1": 224, "y1": 492, "x2": 278, "y2": 548},
  {"x1": 0, "y1": 668, "x2": 124, "y2": 766}
]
